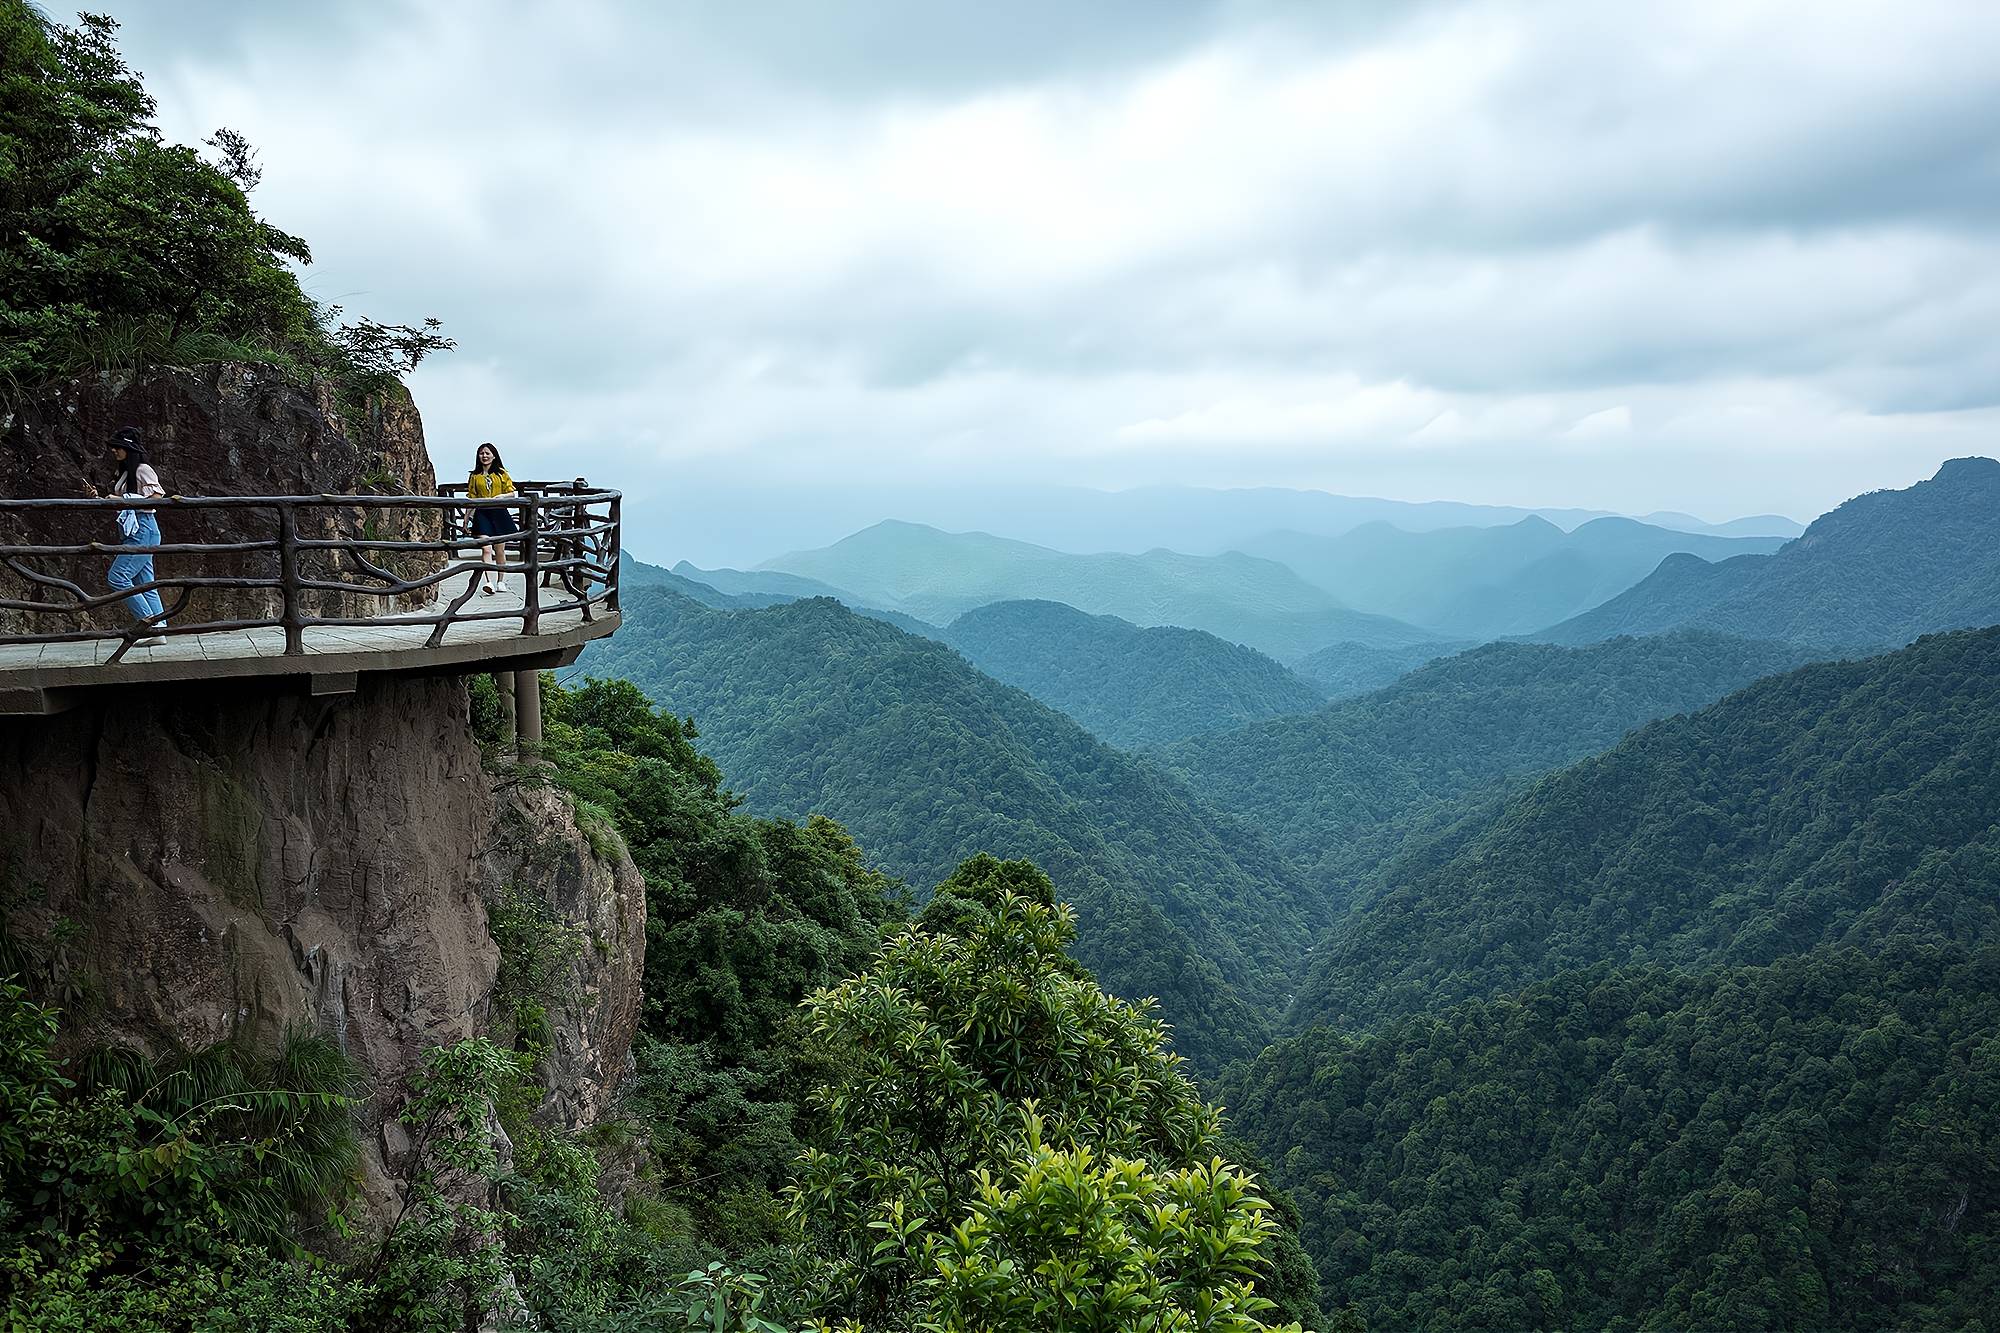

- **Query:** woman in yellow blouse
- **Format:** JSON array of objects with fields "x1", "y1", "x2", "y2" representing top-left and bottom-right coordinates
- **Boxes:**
[{"x1": 466, "y1": 442, "x2": 520, "y2": 594}]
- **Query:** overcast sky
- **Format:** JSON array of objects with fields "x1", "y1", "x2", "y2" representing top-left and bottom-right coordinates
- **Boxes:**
[{"x1": 102, "y1": 0, "x2": 2000, "y2": 561}]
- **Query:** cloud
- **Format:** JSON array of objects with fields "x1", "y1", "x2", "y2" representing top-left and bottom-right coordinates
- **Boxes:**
[{"x1": 86, "y1": 0, "x2": 2000, "y2": 558}]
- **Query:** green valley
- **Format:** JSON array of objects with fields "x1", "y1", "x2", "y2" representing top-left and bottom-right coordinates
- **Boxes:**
[
  {"x1": 1162, "y1": 630, "x2": 1814, "y2": 892},
  {"x1": 579, "y1": 587, "x2": 1326, "y2": 1071}
]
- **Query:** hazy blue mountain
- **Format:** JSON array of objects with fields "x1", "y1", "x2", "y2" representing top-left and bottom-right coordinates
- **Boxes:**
[
  {"x1": 620, "y1": 554, "x2": 791, "y2": 609},
  {"x1": 630, "y1": 557, "x2": 942, "y2": 637},
  {"x1": 579, "y1": 588, "x2": 1327, "y2": 1071},
  {"x1": 649, "y1": 477, "x2": 1818, "y2": 570},
  {"x1": 669, "y1": 561, "x2": 874, "y2": 606},
  {"x1": 1287, "y1": 624, "x2": 2000, "y2": 1031},
  {"x1": 939, "y1": 600, "x2": 1326, "y2": 748},
  {"x1": 1161, "y1": 631, "x2": 1814, "y2": 895},
  {"x1": 1542, "y1": 458, "x2": 2000, "y2": 650},
  {"x1": 1290, "y1": 640, "x2": 1468, "y2": 698},
  {"x1": 1239, "y1": 517, "x2": 1786, "y2": 638},
  {"x1": 758, "y1": 520, "x2": 1442, "y2": 661},
  {"x1": 917, "y1": 484, "x2": 1620, "y2": 552},
  {"x1": 1638, "y1": 509, "x2": 1806, "y2": 538}
]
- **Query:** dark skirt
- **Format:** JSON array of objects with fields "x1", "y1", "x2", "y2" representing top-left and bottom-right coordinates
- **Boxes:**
[{"x1": 470, "y1": 505, "x2": 520, "y2": 538}]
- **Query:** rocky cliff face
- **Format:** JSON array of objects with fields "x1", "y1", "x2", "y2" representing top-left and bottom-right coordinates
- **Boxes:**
[
  {"x1": 0, "y1": 363, "x2": 443, "y2": 635},
  {"x1": 0, "y1": 673, "x2": 646, "y2": 1223}
]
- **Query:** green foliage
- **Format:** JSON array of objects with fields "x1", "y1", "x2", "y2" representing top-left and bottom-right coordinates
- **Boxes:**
[
  {"x1": 0, "y1": 978, "x2": 369, "y2": 1330},
  {"x1": 485, "y1": 868, "x2": 587, "y2": 1058},
  {"x1": 1225, "y1": 945, "x2": 2000, "y2": 1332},
  {"x1": 1543, "y1": 456, "x2": 2000, "y2": 651},
  {"x1": 0, "y1": 2, "x2": 444, "y2": 400},
  {"x1": 941, "y1": 599, "x2": 1328, "y2": 748},
  {"x1": 363, "y1": 1037, "x2": 521, "y2": 1331},
  {"x1": 1164, "y1": 629, "x2": 1813, "y2": 896},
  {"x1": 580, "y1": 589, "x2": 1321, "y2": 1072},
  {"x1": 1289, "y1": 625, "x2": 2000, "y2": 1028},
  {"x1": 538, "y1": 675, "x2": 905, "y2": 1256},
  {"x1": 786, "y1": 862, "x2": 1309, "y2": 1330},
  {"x1": 924, "y1": 1115, "x2": 1298, "y2": 1333}
]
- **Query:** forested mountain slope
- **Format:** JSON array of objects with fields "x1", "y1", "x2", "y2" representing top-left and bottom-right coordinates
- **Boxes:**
[
  {"x1": 940, "y1": 600, "x2": 1325, "y2": 747},
  {"x1": 579, "y1": 588, "x2": 1324, "y2": 1070},
  {"x1": 1290, "y1": 625, "x2": 2000, "y2": 1030},
  {"x1": 1226, "y1": 944, "x2": 2000, "y2": 1332},
  {"x1": 1541, "y1": 456, "x2": 2000, "y2": 650},
  {"x1": 1162, "y1": 631, "x2": 1812, "y2": 891},
  {"x1": 1240, "y1": 517, "x2": 1782, "y2": 638},
  {"x1": 758, "y1": 519, "x2": 1441, "y2": 660}
]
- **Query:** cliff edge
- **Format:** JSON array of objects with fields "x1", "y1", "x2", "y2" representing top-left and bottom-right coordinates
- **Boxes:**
[{"x1": 0, "y1": 673, "x2": 645, "y2": 1221}]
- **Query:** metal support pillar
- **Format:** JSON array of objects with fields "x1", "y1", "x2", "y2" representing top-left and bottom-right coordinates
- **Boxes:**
[{"x1": 514, "y1": 667, "x2": 542, "y2": 755}]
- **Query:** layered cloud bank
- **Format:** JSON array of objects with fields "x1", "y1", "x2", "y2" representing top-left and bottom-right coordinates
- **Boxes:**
[{"x1": 113, "y1": 0, "x2": 2000, "y2": 555}]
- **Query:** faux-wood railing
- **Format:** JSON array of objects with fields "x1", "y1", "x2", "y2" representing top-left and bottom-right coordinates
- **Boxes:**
[{"x1": 0, "y1": 481, "x2": 620, "y2": 665}]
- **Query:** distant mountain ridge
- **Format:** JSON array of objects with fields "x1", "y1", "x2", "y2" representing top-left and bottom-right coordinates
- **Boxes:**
[
  {"x1": 1238, "y1": 516, "x2": 1787, "y2": 638},
  {"x1": 1540, "y1": 457, "x2": 2000, "y2": 650},
  {"x1": 670, "y1": 561, "x2": 875, "y2": 607},
  {"x1": 640, "y1": 476, "x2": 1810, "y2": 569},
  {"x1": 759, "y1": 519, "x2": 1442, "y2": 661},
  {"x1": 940, "y1": 600, "x2": 1326, "y2": 748},
  {"x1": 1638, "y1": 510, "x2": 1805, "y2": 539}
]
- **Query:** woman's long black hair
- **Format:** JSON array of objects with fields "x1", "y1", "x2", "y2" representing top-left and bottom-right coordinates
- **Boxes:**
[
  {"x1": 111, "y1": 427, "x2": 148, "y2": 493},
  {"x1": 473, "y1": 442, "x2": 506, "y2": 475}
]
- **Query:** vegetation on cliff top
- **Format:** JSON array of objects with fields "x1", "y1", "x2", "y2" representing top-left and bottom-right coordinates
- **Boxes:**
[{"x1": 0, "y1": 2, "x2": 449, "y2": 404}]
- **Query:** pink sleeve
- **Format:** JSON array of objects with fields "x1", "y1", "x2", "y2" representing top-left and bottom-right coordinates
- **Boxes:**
[{"x1": 136, "y1": 464, "x2": 165, "y2": 497}]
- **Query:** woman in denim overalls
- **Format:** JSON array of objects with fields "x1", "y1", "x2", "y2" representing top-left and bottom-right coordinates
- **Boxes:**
[{"x1": 106, "y1": 427, "x2": 168, "y2": 645}]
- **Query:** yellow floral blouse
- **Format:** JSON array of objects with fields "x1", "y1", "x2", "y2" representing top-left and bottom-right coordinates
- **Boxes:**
[{"x1": 465, "y1": 469, "x2": 515, "y2": 499}]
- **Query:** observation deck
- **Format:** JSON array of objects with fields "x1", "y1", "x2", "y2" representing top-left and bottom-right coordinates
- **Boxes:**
[{"x1": 0, "y1": 481, "x2": 620, "y2": 725}]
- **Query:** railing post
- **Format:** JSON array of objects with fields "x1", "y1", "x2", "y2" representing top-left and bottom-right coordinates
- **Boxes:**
[
  {"x1": 606, "y1": 493, "x2": 621, "y2": 612},
  {"x1": 278, "y1": 503, "x2": 304, "y2": 655},
  {"x1": 520, "y1": 494, "x2": 540, "y2": 635}
]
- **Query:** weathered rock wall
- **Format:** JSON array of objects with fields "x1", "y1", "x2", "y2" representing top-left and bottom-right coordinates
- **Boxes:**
[
  {"x1": 0, "y1": 673, "x2": 645, "y2": 1222},
  {"x1": 0, "y1": 363, "x2": 443, "y2": 634}
]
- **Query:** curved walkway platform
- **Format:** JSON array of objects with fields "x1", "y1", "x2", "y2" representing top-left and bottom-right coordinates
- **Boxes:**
[
  {"x1": 0, "y1": 482, "x2": 622, "y2": 717},
  {"x1": 0, "y1": 569, "x2": 618, "y2": 715}
]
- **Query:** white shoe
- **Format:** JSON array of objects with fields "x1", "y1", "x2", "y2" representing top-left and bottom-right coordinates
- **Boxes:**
[{"x1": 134, "y1": 635, "x2": 166, "y2": 647}]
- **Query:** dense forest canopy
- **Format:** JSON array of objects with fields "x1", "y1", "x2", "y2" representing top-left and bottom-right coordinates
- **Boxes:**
[
  {"x1": 1224, "y1": 945, "x2": 2000, "y2": 1332},
  {"x1": 1287, "y1": 625, "x2": 2000, "y2": 1029}
]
